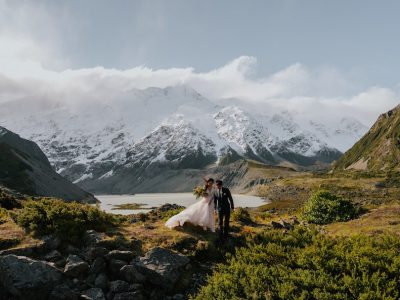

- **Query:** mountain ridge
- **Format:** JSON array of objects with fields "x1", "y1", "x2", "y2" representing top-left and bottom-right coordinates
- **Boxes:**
[
  {"x1": 334, "y1": 104, "x2": 400, "y2": 172},
  {"x1": 0, "y1": 85, "x2": 368, "y2": 193},
  {"x1": 0, "y1": 126, "x2": 97, "y2": 202}
]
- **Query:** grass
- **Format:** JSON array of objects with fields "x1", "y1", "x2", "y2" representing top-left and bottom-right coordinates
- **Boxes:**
[
  {"x1": 325, "y1": 202, "x2": 400, "y2": 237},
  {"x1": 111, "y1": 203, "x2": 148, "y2": 210}
]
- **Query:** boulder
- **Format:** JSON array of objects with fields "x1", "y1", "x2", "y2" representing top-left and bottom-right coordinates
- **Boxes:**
[
  {"x1": 81, "y1": 288, "x2": 106, "y2": 300},
  {"x1": 270, "y1": 220, "x2": 284, "y2": 229},
  {"x1": 105, "y1": 250, "x2": 135, "y2": 262},
  {"x1": 94, "y1": 273, "x2": 108, "y2": 290},
  {"x1": 133, "y1": 247, "x2": 189, "y2": 290},
  {"x1": 42, "y1": 235, "x2": 62, "y2": 251},
  {"x1": 90, "y1": 257, "x2": 106, "y2": 274},
  {"x1": 44, "y1": 250, "x2": 63, "y2": 262},
  {"x1": 108, "y1": 259, "x2": 126, "y2": 275},
  {"x1": 84, "y1": 230, "x2": 107, "y2": 247},
  {"x1": 0, "y1": 255, "x2": 63, "y2": 299},
  {"x1": 112, "y1": 291, "x2": 144, "y2": 300},
  {"x1": 49, "y1": 284, "x2": 78, "y2": 300},
  {"x1": 109, "y1": 280, "x2": 129, "y2": 293},
  {"x1": 85, "y1": 247, "x2": 109, "y2": 262},
  {"x1": 120, "y1": 265, "x2": 146, "y2": 283},
  {"x1": 64, "y1": 255, "x2": 89, "y2": 277}
]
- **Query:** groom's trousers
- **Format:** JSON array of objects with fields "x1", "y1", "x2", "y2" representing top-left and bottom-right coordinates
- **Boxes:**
[{"x1": 218, "y1": 208, "x2": 230, "y2": 239}]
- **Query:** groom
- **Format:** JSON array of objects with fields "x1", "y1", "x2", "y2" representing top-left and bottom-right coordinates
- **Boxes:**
[{"x1": 214, "y1": 180, "x2": 234, "y2": 240}]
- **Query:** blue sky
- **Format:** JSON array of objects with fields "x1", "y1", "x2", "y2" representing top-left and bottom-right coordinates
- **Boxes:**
[{"x1": 0, "y1": 0, "x2": 399, "y2": 124}]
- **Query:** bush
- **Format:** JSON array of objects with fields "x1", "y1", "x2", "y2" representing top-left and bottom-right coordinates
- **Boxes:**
[
  {"x1": 0, "y1": 190, "x2": 21, "y2": 209},
  {"x1": 13, "y1": 199, "x2": 116, "y2": 242},
  {"x1": 302, "y1": 190, "x2": 359, "y2": 224},
  {"x1": 0, "y1": 208, "x2": 9, "y2": 224},
  {"x1": 194, "y1": 227, "x2": 400, "y2": 300},
  {"x1": 232, "y1": 207, "x2": 252, "y2": 224}
]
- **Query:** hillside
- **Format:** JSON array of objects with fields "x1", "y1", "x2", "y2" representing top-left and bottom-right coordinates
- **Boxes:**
[
  {"x1": 334, "y1": 104, "x2": 400, "y2": 172},
  {"x1": 0, "y1": 127, "x2": 97, "y2": 203}
]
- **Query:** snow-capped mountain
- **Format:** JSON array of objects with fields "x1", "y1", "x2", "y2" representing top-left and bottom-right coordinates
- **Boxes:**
[{"x1": 0, "y1": 85, "x2": 368, "y2": 193}]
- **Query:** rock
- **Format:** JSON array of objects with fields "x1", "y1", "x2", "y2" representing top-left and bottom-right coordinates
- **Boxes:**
[
  {"x1": 49, "y1": 284, "x2": 78, "y2": 300},
  {"x1": 108, "y1": 259, "x2": 126, "y2": 275},
  {"x1": 270, "y1": 221, "x2": 284, "y2": 229},
  {"x1": 90, "y1": 257, "x2": 106, "y2": 274},
  {"x1": 81, "y1": 288, "x2": 106, "y2": 300},
  {"x1": 0, "y1": 255, "x2": 63, "y2": 299},
  {"x1": 42, "y1": 235, "x2": 62, "y2": 251},
  {"x1": 44, "y1": 250, "x2": 63, "y2": 262},
  {"x1": 109, "y1": 280, "x2": 129, "y2": 293},
  {"x1": 85, "y1": 247, "x2": 109, "y2": 262},
  {"x1": 133, "y1": 247, "x2": 190, "y2": 290},
  {"x1": 120, "y1": 265, "x2": 146, "y2": 283},
  {"x1": 64, "y1": 245, "x2": 80, "y2": 255},
  {"x1": 112, "y1": 291, "x2": 144, "y2": 300},
  {"x1": 105, "y1": 250, "x2": 135, "y2": 262},
  {"x1": 84, "y1": 230, "x2": 106, "y2": 247},
  {"x1": 94, "y1": 273, "x2": 108, "y2": 290},
  {"x1": 64, "y1": 255, "x2": 89, "y2": 277},
  {"x1": 55, "y1": 258, "x2": 67, "y2": 268},
  {"x1": 280, "y1": 219, "x2": 294, "y2": 230},
  {"x1": 172, "y1": 294, "x2": 185, "y2": 300},
  {"x1": 290, "y1": 216, "x2": 300, "y2": 225}
]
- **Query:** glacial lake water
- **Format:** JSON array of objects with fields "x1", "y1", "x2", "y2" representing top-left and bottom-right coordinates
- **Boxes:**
[{"x1": 96, "y1": 193, "x2": 268, "y2": 215}]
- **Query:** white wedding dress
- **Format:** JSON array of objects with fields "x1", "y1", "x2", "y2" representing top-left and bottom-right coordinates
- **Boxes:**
[{"x1": 165, "y1": 189, "x2": 215, "y2": 232}]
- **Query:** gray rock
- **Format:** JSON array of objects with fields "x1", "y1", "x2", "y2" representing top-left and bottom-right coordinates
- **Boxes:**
[
  {"x1": 42, "y1": 235, "x2": 62, "y2": 251},
  {"x1": 105, "y1": 250, "x2": 135, "y2": 262},
  {"x1": 90, "y1": 257, "x2": 106, "y2": 274},
  {"x1": 133, "y1": 247, "x2": 189, "y2": 290},
  {"x1": 109, "y1": 280, "x2": 129, "y2": 293},
  {"x1": 108, "y1": 259, "x2": 126, "y2": 275},
  {"x1": 84, "y1": 230, "x2": 106, "y2": 247},
  {"x1": 112, "y1": 291, "x2": 144, "y2": 300},
  {"x1": 0, "y1": 255, "x2": 63, "y2": 299},
  {"x1": 44, "y1": 250, "x2": 63, "y2": 262},
  {"x1": 49, "y1": 284, "x2": 78, "y2": 300},
  {"x1": 86, "y1": 247, "x2": 109, "y2": 261},
  {"x1": 120, "y1": 265, "x2": 146, "y2": 283},
  {"x1": 64, "y1": 255, "x2": 89, "y2": 277},
  {"x1": 81, "y1": 288, "x2": 106, "y2": 300},
  {"x1": 270, "y1": 220, "x2": 284, "y2": 229},
  {"x1": 94, "y1": 273, "x2": 108, "y2": 290},
  {"x1": 65, "y1": 245, "x2": 80, "y2": 255}
]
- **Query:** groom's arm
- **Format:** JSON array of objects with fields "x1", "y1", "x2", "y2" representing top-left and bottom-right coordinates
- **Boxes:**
[
  {"x1": 227, "y1": 189, "x2": 234, "y2": 210},
  {"x1": 213, "y1": 191, "x2": 217, "y2": 210}
]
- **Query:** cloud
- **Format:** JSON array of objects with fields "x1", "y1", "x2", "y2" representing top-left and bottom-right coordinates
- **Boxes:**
[{"x1": 0, "y1": 4, "x2": 398, "y2": 130}]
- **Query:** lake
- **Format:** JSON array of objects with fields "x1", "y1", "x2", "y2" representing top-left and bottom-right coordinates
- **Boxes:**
[{"x1": 96, "y1": 193, "x2": 268, "y2": 215}]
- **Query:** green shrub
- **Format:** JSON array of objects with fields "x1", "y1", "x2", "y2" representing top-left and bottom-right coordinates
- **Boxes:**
[
  {"x1": 13, "y1": 199, "x2": 116, "y2": 242},
  {"x1": 194, "y1": 227, "x2": 400, "y2": 300},
  {"x1": 0, "y1": 190, "x2": 21, "y2": 209},
  {"x1": 232, "y1": 207, "x2": 252, "y2": 224},
  {"x1": 302, "y1": 190, "x2": 359, "y2": 224},
  {"x1": 0, "y1": 207, "x2": 9, "y2": 224},
  {"x1": 160, "y1": 208, "x2": 185, "y2": 221}
]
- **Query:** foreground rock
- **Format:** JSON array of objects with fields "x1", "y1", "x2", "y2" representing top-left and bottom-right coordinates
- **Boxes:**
[
  {"x1": 64, "y1": 254, "x2": 89, "y2": 277},
  {"x1": 0, "y1": 254, "x2": 63, "y2": 299},
  {"x1": 134, "y1": 247, "x2": 190, "y2": 290}
]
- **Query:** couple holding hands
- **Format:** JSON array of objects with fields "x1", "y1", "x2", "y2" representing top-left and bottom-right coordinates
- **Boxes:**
[{"x1": 165, "y1": 177, "x2": 234, "y2": 241}]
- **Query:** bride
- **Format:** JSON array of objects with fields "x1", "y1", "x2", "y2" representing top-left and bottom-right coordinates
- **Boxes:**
[{"x1": 165, "y1": 177, "x2": 215, "y2": 232}]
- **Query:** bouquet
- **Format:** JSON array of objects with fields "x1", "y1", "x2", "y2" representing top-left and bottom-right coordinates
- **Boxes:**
[{"x1": 193, "y1": 186, "x2": 208, "y2": 199}]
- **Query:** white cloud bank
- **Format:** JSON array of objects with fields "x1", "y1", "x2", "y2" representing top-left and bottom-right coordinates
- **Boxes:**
[{"x1": 0, "y1": 52, "x2": 399, "y2": 127}]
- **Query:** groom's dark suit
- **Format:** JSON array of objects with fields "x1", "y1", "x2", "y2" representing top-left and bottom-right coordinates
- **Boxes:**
[{"x1": 214, "y1": 187, "x2": 234, "y2": 239}]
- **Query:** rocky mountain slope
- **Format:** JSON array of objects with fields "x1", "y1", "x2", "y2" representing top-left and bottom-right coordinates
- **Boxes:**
[
  {"x1": 0, "y1": 127, "x2": 96, "y2": 202},
  {"x1": 334, "y1": 105, "x2": 400, "y2": 172},
  {"x1": 0, "y1": 85, "x2": 368, "y2": 193}
]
